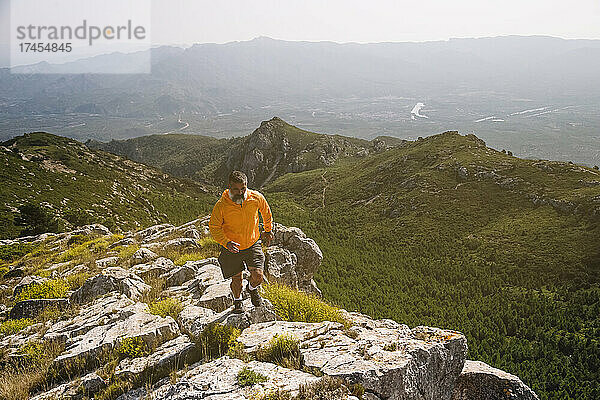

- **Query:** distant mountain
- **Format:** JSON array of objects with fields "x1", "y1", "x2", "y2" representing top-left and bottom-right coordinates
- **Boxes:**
[
  {"x1": 0, "y1": 132, "x2": 218, "y2": 239},
  {"x1": 87, "y1": 117, "x2": 403, "y2": 187}
]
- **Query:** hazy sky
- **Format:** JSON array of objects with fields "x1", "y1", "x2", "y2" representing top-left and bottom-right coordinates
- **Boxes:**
[
  {"x1": 1, "y1": 0, "x2": 600, "y2": 66},
  {"x1": 149, "y1": 0, "x2": 600, "y2": 45}
]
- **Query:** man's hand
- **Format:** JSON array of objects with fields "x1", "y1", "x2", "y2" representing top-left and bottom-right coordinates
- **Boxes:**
[
  {"x1": 261, "y1": 231, "x2": 274, "y2": 246},
  {"x1": 226, "y1": 241, "x2": 240, "y2": 253}
]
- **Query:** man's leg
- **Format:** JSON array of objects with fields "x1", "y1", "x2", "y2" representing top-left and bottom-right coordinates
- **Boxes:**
[
  {"x1": 230, "y1": 270, "x2": 243, "y2": 300},
  {"x1": 247, "y1": 266, "x2": 264, "y2": 291}
]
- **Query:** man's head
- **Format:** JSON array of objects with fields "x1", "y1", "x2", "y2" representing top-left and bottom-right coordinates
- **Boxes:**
[{"x1": 228, "y1": 170, "x2": 247, "y2": 204}]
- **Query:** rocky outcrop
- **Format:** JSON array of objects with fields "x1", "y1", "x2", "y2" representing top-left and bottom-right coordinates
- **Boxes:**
[
  {"x1": 237, "y1": 319, "x2": 468, "y2": 400},
  {"x1": 452, "y1": 360, "x2": 539, "y2": 400},
  {"x1": 0, "y1": 219, "x2": 538, "y2": 400}
]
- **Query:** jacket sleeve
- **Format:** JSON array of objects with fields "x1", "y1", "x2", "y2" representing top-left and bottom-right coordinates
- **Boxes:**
[
  {"x1": 258, "y1": 192, "x2": 273, "y2": 233},
  {"x1": 209, "y1": 201, "x2": 229, "y2": 247}
]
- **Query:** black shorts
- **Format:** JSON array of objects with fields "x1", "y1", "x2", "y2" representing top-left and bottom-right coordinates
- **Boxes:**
[{"x1": 217, "y1": 239, "x2": 265, "y2": 279}]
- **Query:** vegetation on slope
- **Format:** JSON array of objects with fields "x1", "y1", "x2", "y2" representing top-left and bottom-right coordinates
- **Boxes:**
[
  {"x1": 263, "y1": 131, "x2": 600, "y2": 400},
  {"x1": 0, "y1": 132, "x2": 217, "y2": 239}
]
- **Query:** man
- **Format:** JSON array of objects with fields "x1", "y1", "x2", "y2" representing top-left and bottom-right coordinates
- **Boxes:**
[{"x1": 208, "y1": 170, "x2": 274, "y2": 314}]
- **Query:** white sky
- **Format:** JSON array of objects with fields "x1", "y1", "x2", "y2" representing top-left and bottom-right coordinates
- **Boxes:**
[
  {"x1": 1, "y1": 0, "x2": 599, "y2": 66},
  {"x1": 149, "y1": 0, "x2": 600, "y2": 45}
]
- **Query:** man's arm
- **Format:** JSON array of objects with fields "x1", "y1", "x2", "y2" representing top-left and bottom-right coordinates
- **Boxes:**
[
  {"x1": 258, "y1": 192, "x2": 273, "y2": 232},
  {"x1": 208, "y1": 201, "x2": 230, "y2": 248}
]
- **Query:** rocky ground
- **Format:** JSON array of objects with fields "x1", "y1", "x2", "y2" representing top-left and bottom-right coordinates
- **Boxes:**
[{"x1": 0, "y1": 218, "x2": 539, "y2": 399}]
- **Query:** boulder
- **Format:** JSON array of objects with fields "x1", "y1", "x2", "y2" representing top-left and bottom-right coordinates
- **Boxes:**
[
  {"x1": 163, "y1": 238, "x2": 201, "y2": 252},
  {"x1": 130, "y1": 257, "x2": 174, "y2": 280},
  {"x1": 161, "y1": 265, "x2": 196, "y2": 287},
  {"x1": 451, "y1": 360, "x2": 539, "y2": 400},
  {"x1": 131, "y1": 248, "x2": 158, "y2": 265},
  {"x1": 115, "y1": 335, "x2": 198, "y2": 382},
  {"x1": 70, "y1": 267, "x2": 151, "y2": 304},
  {"x1": 52, "y1": 298, "x2": 180, "y2": 373},
  {"x1": 198, "y1": 281, "x2": 233, "y2": 313},
  {"x1": 95, "y1": 256, "x2": 120, "y2": 269},
  {"x1": 264, "y1": 247, "x2": 298, "y2": 289},
  {"x1": 9, "y1": 298, "x2": 70, "y2": 320},
  {"x1": 270, "y1": 222, "x2": 323, "y2": 294}
]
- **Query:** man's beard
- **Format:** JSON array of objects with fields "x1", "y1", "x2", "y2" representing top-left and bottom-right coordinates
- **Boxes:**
[{"x1": 232, "y1": 194, "x2": 243, "y2": 204}]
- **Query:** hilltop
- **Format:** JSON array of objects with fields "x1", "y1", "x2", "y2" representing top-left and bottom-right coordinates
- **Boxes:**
[
  {"x1": 87, "y1": 117, "x2": 400, "y2": 188},
  {"x1": 0, "y1": 219, "x2": 538, "y2": 400}
]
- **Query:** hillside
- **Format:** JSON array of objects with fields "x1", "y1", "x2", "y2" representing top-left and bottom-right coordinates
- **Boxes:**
[
  {"x1": 262, "y1": 131, "x2": 600, "y2": 400},
  {"x1": 0, "y1": 132, "x2": 218, "y2": 239},
  {"x1": 87, "y1": 117, "x2": 398, "y2": 187},
  {"x1": 0, "y1": 219, "x2": 538, "y2": 400}
]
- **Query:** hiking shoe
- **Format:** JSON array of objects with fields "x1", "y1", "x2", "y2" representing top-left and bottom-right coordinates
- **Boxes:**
[
  {"x1": 249, "y1": 287, "x2": 264, "y2": 307},
  {"x1": 232, "y1": 299, "x2": 245, "y2": 314}
]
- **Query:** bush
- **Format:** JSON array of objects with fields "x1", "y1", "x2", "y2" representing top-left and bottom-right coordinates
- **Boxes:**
[
  {"x1": 236, "y1": 366, "x2": 268, "y2": 387},
  {"x1": 15, "y1": 203, "x2": 62, "y2": 236},
  {"x1": 0, "y1": 243, "x2": 35, "y2": 263},
  {"x1": 197, "y1": 323, "x2": 241, "y2": 360},
  {"x1": 148, "y1": 297, "x2": 184, "y2": 319},
  {"x1": 255, "y1": 334, "x2": 303, "y2": 370},
  {"x1": 14, "y1": 279, "x2": 70, "y2": 302},
  {"x1": 261, "y1": 282, "x2": 350, "y2": 328},
  {"x1": 0, "y1": 319, "x2": 34, "y2": 337},
  {"x1": 115, "y1": 337, "x2": 150, "y2": 359}
]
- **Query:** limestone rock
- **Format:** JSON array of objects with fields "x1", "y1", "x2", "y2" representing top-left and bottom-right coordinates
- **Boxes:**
[
  {"x1": 95, "y1": 256, "x2": 120, "y2": 269},
  {"x1": 70, "y1": 267, "x2": 151, "y2": 304},
  {"x1": 131, "y1": 248, "x2": 158, "y2": 265},
  {"x1": 198, "y1": 281, "x2": 233, "y2": 313},
  {"x1": 264, "y1": 247, "x2": 298, "y2": 289},
  {"x1": 161, "y1": 265, "x2": 196, "y2": 287},
  {"x1": 451, "y1": 360, "x2": 540, "y2": 400},
  {"x1": 130, "y1": 257, "x2": 174, "y2": 280},
  {"x1": 237, "y1": 319, "x2": 468, "y2": 400},
  {"x1": 115, "y1": 335, "x2": 198, "y2": 382},
  {"x1": 9, "y1": 298, "x2": 70, "y2": 320},
  {"x1": 116, "y1": 356, "x2": 326, "y2": 400}
]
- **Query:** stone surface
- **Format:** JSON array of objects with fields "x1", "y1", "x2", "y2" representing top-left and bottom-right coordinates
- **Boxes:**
[
  {"x1": 451, "y1": 360, "x2": 540, "y2": 400},
  {"x1": 130, "y1": 257, "x2": 174, "y2": 280},
  {"x1": 264, "y1": 247, "x2": 298, "y2": 289},
  {"x1": 131, "y1": 248, "x2": 158, "y2": 265},
  {"x1": 70, "y1": 267, "x2": 151, "y2": 304},
  {"x1": 162, "y1": 265, "x2": 196, "y2": 287},
  {"x1": 95, "y1": 256, "x2": 120, "y2": 268},
  {"x1": 115, "y1": 356, "x2": 334, "y2": 400},
  {"x1": 237, "y1": 319, "x2": 468, "y2": 400},
  {"x1": 9, "y1": 298, "x2": 70, "y2": 319},
  {"x1": 198, "y1": 281, "x2": 233, "y2": 313},
  {"x1": 115, "y1": 335, "x2": 198, "y2": 382},
  {"x1": 47, "y1": 294, "x2": 180, "y2": 373}
]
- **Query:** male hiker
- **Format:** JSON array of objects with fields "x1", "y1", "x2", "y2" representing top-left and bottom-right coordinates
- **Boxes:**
[{"x1": 208, "y1": 170, "x2": 274, "y2": 314}]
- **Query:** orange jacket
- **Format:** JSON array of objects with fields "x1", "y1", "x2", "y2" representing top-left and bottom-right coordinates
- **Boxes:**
[{"x1": 209, "y1": 188, "x2": 273, "y2": 250}]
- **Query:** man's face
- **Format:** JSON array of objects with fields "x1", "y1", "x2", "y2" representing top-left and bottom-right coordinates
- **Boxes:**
[{"x1": 229, "y1": 181, "x2": 247, "y2": 204}]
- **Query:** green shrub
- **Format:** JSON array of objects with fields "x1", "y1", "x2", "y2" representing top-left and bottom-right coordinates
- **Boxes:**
[
  {"x1": 14, "y1": 279, "x2": 70, "y2": 302},
  {"x1": 236, "y1": 366, "x2": 268, "y2": 387},
  {"x1": 0, "y1": 318, "x2": 34, "y2": 336},
  {"x1": 148, "y1": 297, "x2": 184, "y2": 319},
  {"x1": 115, "y1": 337, "x2": 150, "y2": 359},
  {"x1": 197, "y1": 323, "x2": 241, "y2": 360},
  {"x1": 0, "y1": 243, "x2": 35, "y2": 263},
  {"x1": 255, "y1": 334, "x2": 303, "y2": 370},
  {"x1": 261, "y1": 282, "x2": 350, "y2": 328}
]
